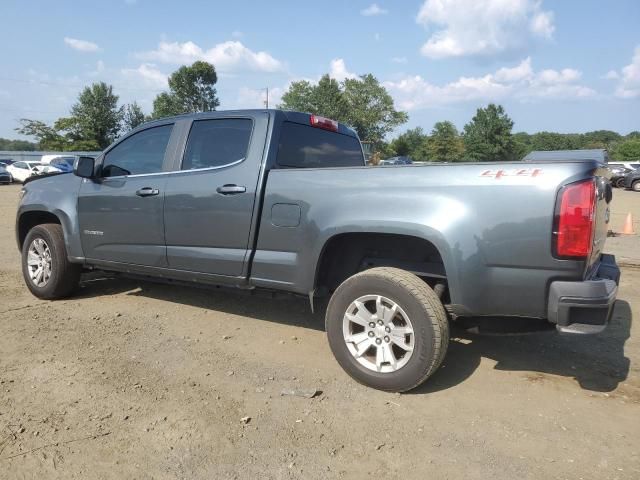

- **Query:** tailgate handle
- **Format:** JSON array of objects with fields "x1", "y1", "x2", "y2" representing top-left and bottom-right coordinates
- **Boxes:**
[
  {"x1": 135, "y1": 187, "x2": 160, "y2": 197},
  {"x1": 217, "y1": 184, "x2": 246, "y2": 195}
]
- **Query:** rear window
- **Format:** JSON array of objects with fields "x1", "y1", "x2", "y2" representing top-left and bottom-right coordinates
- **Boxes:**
[{"x1": 276, "y1": 122, "x2": 363, "y2": 168}]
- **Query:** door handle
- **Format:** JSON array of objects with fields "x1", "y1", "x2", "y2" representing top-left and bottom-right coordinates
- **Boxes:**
[
  {"x1": 136, "y1": 187, "x2": 160, "y2": 197},
  {"x1": 216, "y1": 184, "x2": 246, "y2": 195}
]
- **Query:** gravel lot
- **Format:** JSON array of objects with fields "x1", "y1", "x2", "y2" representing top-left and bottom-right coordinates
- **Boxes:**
[{"x1": 1, "y1": 182, "x2": 639, "y2": 479}]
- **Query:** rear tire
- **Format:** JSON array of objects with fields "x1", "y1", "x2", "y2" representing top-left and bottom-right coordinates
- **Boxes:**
[
  {"x1": 21, "y1": 223, "x2": 81, "y2": 299},
  {"x1": 615, "y1": 177, "x2": 626, "y2": 189},
  {"x1": 632, "y1": 180, "x2": 640, "y2": 192},
  {"x1": 325, "y1": 267, "x2": 449, "y2": 392}
]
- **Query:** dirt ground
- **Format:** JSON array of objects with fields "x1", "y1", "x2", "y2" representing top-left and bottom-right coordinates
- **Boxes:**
[{"x1": 0, "y1": 182, "x2": 639, "y2": 480}]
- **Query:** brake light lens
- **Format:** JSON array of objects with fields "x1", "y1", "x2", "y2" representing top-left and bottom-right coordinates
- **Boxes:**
[
  {"x1": 554, "y1": 179, "x2": 596, "y2": 258},
  {"x1": 310, "y1": 115, "x2": 338, "y2": 132}
]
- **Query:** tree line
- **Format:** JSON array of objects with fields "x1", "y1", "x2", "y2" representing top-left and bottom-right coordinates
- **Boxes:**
[{"x1": 7, "y1": 61, "x2": 640, "y2": 161}]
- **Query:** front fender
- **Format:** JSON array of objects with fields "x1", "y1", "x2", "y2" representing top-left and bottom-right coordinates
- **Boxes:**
[{"x1": 16, "y1": 174, "x2": 84, "y2": 261}]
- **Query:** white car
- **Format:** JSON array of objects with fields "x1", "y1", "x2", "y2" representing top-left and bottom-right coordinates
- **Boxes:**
[
  {"x1": 609, "y1": 161, "x2": 640, "y2": 171},
  {"x1": 6, "y1": 161, "x2": 60, "y2": 183}
]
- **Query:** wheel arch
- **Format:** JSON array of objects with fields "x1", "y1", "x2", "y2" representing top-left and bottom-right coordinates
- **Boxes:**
[
  {"x1": 16, "y1": 207, "x2": 83, "y2": 262},
  {"x1": 313, "y1": 230, "x2": 458, "y2": 303}
]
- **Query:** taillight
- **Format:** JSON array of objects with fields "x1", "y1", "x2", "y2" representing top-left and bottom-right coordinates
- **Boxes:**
[
  {"x1": 553, "y1": 179, "x2": 596, "y2": 259},
  {"x1": 310, "y1": 115, "x2": 338, "y2": 132}
]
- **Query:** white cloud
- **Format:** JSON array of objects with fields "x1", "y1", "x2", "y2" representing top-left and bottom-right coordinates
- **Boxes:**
[
  {"x1": 137, "y1": 40, "x2": 283, "y2": 73},
  {"x1": 231, "y1": 31, "x2": 244, "y2": 38},
  {"x1": 384, "y1": 57, "x2": 594, "y2": 110},
  {"x1": 329, "y1": 58, "x2": 357, "y2": 82},
  {"x1": 416, "y1": 0, "x2": 555, "y2": 59},
  {"x1": 121, "y1": 63, "x2": 168, "y2": 89},
  {"x1": 392, "y1": 57, "x2": 408, "y2": 64},
  {"x1": 88, "y1": 60, "x2": 106, "y2": 76},
  {"x1": 64, "y1": 37, "x2": 101, "y2": 53},
  {"x1": 361, "y1": 3, "x2": 388, "y2": 16},
  {"x1": 604, "y1": 70, "x2": 619, "y2": 80},
  {"x1": 606, "y1": 46, "x2": 640, "y2": 98}
]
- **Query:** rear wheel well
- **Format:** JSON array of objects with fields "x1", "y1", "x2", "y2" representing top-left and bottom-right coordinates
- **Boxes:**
[
  {"x1": 18, "y1": 211, "x2": 61, "y2": 250},
  {"x1": 315, "y1": 233, "x2": 448, "y2": 301}
]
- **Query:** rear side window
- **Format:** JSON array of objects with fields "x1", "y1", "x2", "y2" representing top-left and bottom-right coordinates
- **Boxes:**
[
  {"x1": 276, "y1": 122, "x2": 364, "y2": 168},
  {"x1": 102, "y1": 124, "x2": 173, "y2": 177},
  {"x1": 182, "y1": 118, "x2": 253, "y2": 170}
]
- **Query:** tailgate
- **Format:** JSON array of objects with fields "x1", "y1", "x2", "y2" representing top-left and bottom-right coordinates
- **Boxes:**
[{"x1": 587, "y1": 176, "x2": 613, "y2": 274}]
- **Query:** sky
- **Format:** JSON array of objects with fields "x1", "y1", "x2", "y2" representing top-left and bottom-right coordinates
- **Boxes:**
[{"x1": 0, "y1": 0, "x2": 639, "y2": 141}]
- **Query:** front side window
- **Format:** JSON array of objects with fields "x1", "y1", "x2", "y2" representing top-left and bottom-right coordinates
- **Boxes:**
[
  {"x1": 102, "y1": 124, "x2": 173, "y2": 177},
  {"x1": 182, "y1": 118, "x2": 253, "y2": 170}
]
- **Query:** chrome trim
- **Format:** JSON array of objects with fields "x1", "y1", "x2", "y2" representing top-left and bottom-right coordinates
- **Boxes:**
[{"x1": 98, "y1": 158, "x2": 247, "y2": 180}]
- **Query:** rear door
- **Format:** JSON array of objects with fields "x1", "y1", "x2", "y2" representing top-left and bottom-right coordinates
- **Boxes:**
[
  {"x1": 78, "y1": 123, "x2": 176, "y2": 267},
  {"x1": 163, "y1": 113, "x2": 269, "y2": 277}
]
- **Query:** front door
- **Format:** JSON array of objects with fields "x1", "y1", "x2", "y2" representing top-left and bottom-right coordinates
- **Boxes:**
[{"x1": 78, "y1": 123, "x2": 174, "y2": 267}]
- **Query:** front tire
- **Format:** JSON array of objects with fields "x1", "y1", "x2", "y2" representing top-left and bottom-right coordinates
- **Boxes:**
[
  {"x1": 326, "y1": 267, "x2": 449, "y2": 392},
  {"x1": 21, "y1": 223, "x2": 81, "y2": 299},
  {"x1": 632, "y1": 180, "x2": 640, "y2": 192}
]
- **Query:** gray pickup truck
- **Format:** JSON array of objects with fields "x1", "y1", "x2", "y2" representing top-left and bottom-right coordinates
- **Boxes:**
[{"x1": 16, "y1": 110, "x2": 620, "y2": 392}]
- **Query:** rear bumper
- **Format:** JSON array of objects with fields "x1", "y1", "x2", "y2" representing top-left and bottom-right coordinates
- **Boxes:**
[{"x1": 547, "y1": 254, "x2": 620, "y2": 334}]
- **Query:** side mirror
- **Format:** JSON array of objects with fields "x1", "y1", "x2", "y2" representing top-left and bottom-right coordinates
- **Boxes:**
[{"x1": 74, "y1": 156, "x2": 95, "y2": 179}]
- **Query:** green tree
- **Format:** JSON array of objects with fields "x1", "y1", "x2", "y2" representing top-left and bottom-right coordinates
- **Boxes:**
[
  {"x1": 583, "y1": 130, "x2": 621, "y2": 149},
  {"x1": 626, "y1": 131, "x2": 640, "y2": 140},
  {"x1": 152, "y1": 61, "x2": 219, "y2": 118},
  {"x1": 280, "y1": 80, "x2": 315, "y2": 113},
  {"x1": 342, "y1": 74, "x2": 407, "y2": 145},
  {"x1": 529, "y1": 131, "x2": 583, "y2": 151},
  {"x1": 612, "y1": 139, "x2": 640, "y2": 161},
  {"x1": 122, "y1": 102, "x2": 146, "y2": 132},
  {"x1": 389, "y1": 127, "x2": 430, "y2": 161},
  {"x1": 16, "y1": 82, "x2": 122, "y2": 150},
  {"x1": 463, "y1": 104, "x2": 517, "y2": 161},
  {"x1": 0, "y1": 137, "x2": 38, "y2": 151},
  {"x1": 279, "y1": 73, "x2": 407, "y2": 146},
  {"x1": 427, "y1": 121, "x2": 464, "y2": 162},
  {"x1": 311, "y1": 75, "x2": 349, "y2": 121},
  {"x1": 69, "y1": 82, "x2": 122, "y2": 149},
  {"x1": 16, "y1": 119, "x2": 68, "y2": 150}
]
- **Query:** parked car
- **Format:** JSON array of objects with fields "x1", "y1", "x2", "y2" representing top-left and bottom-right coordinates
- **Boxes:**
[
  {"x1": 610, "y1": 165, "x2": 635, "y2": 188},
  {"x1": 522, "y1": 149, "x2": 609, "y2": 163},
  {"x1": 6, "y1": 161, "x2": 47, "y2": 183},
  {"x1": 0, "y1": 165, "x2": 11, "y2": 184},
  {"x1": 0, "y1": 159, "x2": 15, "y2": 167},
  {"x1": 48, "y1": 157, "x2": 74, "y2": 173},
  {"x1": 380, "y1": 156, "x2": 413, "y2": 165},
  {"x1": 623, "y1": 169, "x2": 640, "y2": 191},
  {"x1": 40, "y1": 155, "x2": 75, "y2": 173},
  {"x1": 15, "y1": 110, "x2": 619, "y2": 392},
  {"x1": 609, "y1": 161, "x2": 640, "y2": 171}
]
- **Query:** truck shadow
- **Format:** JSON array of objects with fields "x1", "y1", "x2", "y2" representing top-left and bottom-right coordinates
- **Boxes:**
[
  {"x1": 77, "y1": 273, "x2": 327, "y2": 331},
  {"x1": 414, "y1": 300, "x2": 632, "y2": 394},
  {"x1": 77, "y1": 274, "x2": 631, "y2": 394}
]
